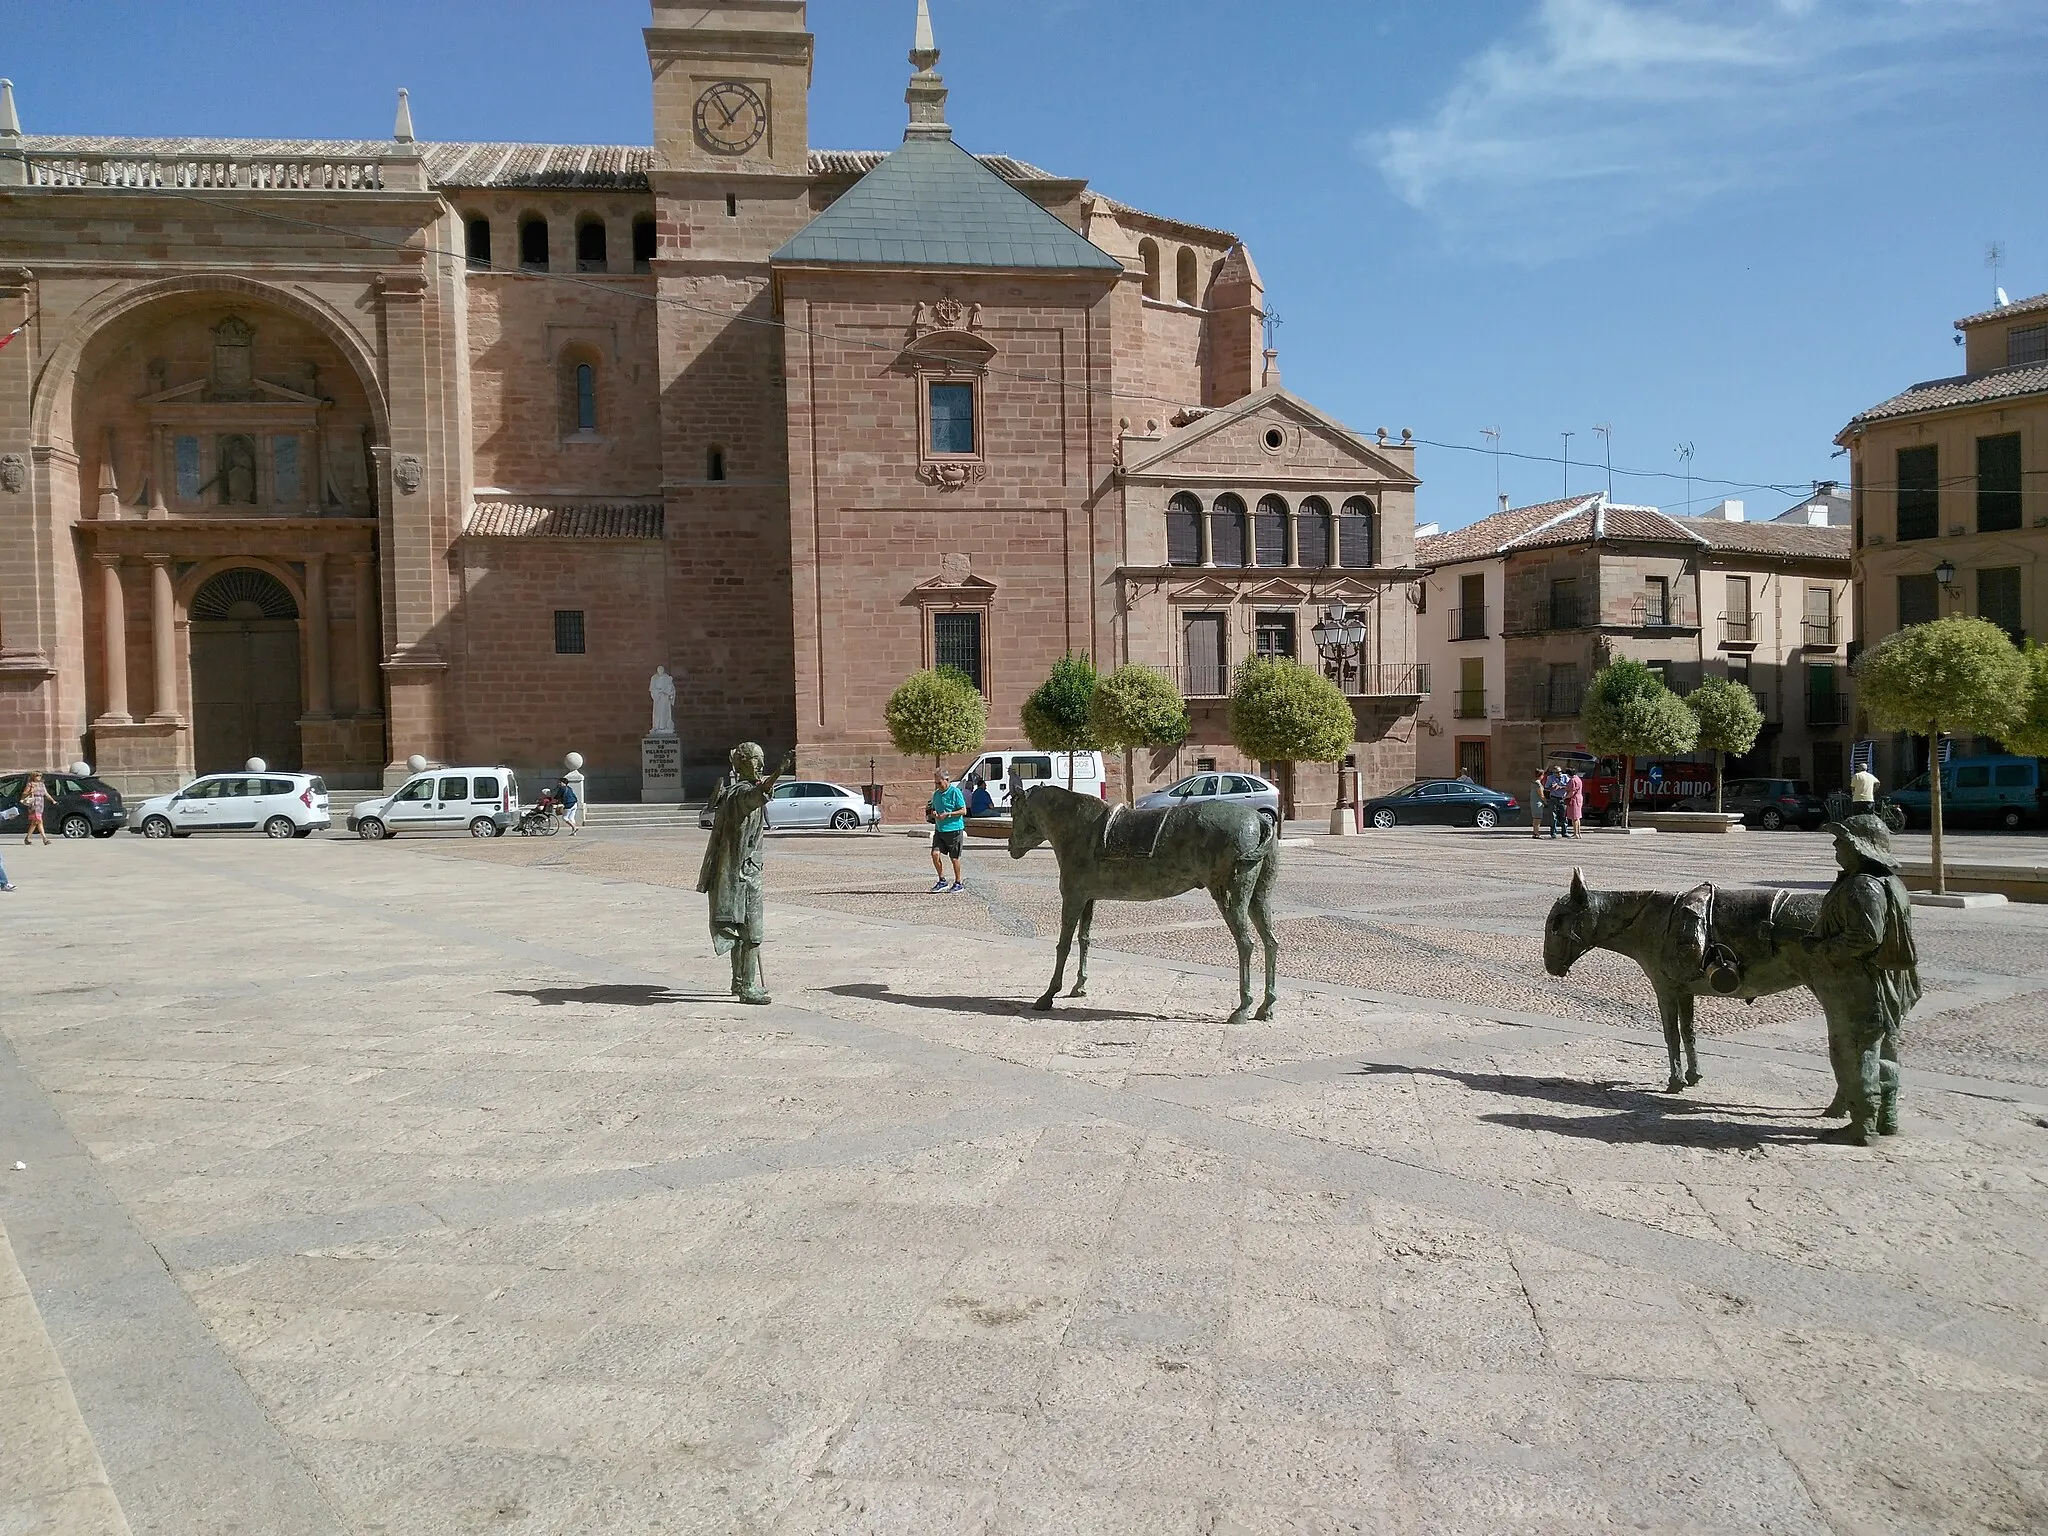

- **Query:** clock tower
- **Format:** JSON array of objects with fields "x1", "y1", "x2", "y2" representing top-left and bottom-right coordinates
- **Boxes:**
[{"x1": 646, "y1": 0, "x2": 812, "y2": 180}]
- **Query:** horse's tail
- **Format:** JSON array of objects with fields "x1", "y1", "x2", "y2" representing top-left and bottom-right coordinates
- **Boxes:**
[{"x1": 1250, "y1": 812, "x2": 1281, "y2": 901}]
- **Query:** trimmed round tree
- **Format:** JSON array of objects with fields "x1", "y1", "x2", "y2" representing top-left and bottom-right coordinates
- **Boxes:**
[
  {"x1": 1684, "y1": 676, "x2": 1765, "y2": 813},
  {"x1": 1228, "y1": 656, "x2": 1355, "y2": 823},
  {"x1": 885, "y1": 667, "x2": 988, "y2": 776},
  {"x1": 1582, "y1": 660, "x2": 1699, "y2": 827},
  {"x1": 1021, "y1": 652, "x2": 1099, "y2": 788},
  {"x1": 1089, "y1": 665, "x2": 1189, "y2": 805},
  {"x1": 2002, "y1": 641, "x2": 2048, "y2": 760},
  {"x1": 1854, "y1": 616, "x2": 2027, "y2": 893}
]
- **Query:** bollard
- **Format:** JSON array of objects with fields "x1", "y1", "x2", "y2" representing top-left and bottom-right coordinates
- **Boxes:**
[{"x1": 563, "y1": 752, "x2": 586, "y2": 831}]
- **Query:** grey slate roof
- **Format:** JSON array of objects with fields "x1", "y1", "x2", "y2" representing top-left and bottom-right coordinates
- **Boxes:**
[
  {"x1": 465, "y1": 500, "x2": 664, "y2": 539},
  {"x1": 1845, "y1": 361, "x2": 2048, "y2": 427},
  {"x1": 771, "y1": 134, "x2": 1121, "y2": 271}
]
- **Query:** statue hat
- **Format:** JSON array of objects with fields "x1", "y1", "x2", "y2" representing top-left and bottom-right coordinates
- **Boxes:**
[{"x1": 1823, "y1": 814, "x2": 1902, "y2": 872}]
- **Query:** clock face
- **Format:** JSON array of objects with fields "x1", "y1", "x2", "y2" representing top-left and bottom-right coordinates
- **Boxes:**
[{"x1": 694, "y1": 82, "x2": 768, "y2": 156}]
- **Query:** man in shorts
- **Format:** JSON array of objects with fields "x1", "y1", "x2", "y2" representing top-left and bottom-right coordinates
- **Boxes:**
[{"x1": 928, "y1": 769, "x2": 967, "y2": 893}]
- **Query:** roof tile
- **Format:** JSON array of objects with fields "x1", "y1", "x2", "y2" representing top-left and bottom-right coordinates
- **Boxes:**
[
  {"x1": 1846, "y1": 361, "x2": 2048, "y2": 427},
  {"x1": 465, "y1": 500, "x2": 663, "y2": 539}
]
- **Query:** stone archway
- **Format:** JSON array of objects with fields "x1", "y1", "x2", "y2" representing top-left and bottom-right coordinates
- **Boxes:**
[{"x1": 188, "y1": 568, "x2": 303, "y2": 773}]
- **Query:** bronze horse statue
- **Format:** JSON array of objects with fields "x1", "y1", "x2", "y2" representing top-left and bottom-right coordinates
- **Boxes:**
[
  {"x1": 1544, "y1": 868, "x2": 1857, "y2": 1106},
  {"x1": 1009, "y1": 785, "x2": 1281, "y2": 1025}
]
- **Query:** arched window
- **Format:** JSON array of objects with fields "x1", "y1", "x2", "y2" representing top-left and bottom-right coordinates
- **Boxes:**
[
  {"x1": 1339, "y1": 496, "x2": 1377, "y2": 568},
  {"x1": 1177, "y1": 247, "x2": 1200, "y2": 306},
  {"x1": 1254, "y1": 495, "x2": 1290, "y2": 566},
  {"x1": 575, "y1": 219, "x2": 607, "y2": 273},
  {"x1": 1296, "y1": 497, "x2": 1333, "y2": 568},
  {"x1": 1138, "y1": 239, "x2": 1161, "y2": 302},
  {"x1": 575, "y1": 365, "x2": 597, "y2": 432},
  {"x1": 1210, "y1": 493, "x2": 1248, "y2": 568},
  {"x1": 465, "y1": 217, "x2": 492, "y2": 270},
  {"x1": 519, "y1": 216, "x2": 549, "y2": 271},
  {"x1": 560, "y1": 347, "x2": 601, "y2": 437},
  {"x1": 1166, "y1": 492, "x2": 1202, "y2": 567},
  {"x1": 707, "y1": 446, "x2": 727, "y2": 482},
  {"x1": 632, "y1": 217, "x2": 657, "y2": 273}
]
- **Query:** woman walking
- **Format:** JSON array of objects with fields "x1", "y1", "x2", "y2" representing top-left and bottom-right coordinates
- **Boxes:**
[
  {"x1": 22, "y1": 773, "x2": 50, "y2": 845},
  {"x1": 1566, "y1": 769, "x2": 1585, "y2": 838}
]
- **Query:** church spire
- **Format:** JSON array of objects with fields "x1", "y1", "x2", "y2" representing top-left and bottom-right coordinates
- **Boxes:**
[{"x1": 905, "y1": 0, "x2": 950, "y2": 139}]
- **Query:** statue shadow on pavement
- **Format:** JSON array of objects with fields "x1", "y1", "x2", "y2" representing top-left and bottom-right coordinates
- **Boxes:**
[
  {"x1": 823, "y1": 981, "x2": 1178, "y2": 1026},
  {"x1": 1347, "y1": 1063, "x2": 1826, "y2": 1150},
  {"x1": 501, "y1": 984, "x2": 726, "y2": 1007}
]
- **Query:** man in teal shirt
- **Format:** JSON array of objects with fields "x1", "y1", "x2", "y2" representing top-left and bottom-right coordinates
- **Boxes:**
[{"x1": 928, "y1": 768, "x2": 968, "y2": 892}]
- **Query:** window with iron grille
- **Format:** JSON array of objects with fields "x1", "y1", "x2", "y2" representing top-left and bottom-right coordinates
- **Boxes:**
[
  {"x1": 1978, "y1": 433, "x2": 2022, "y2": 533},
  {"x1": 1255, "y1": 611, "x2": 1296, "y2": 660},
  {"x1": 1210, "y1": 495, "x2": 1247, "y2": 568},
  {"x1": 933, "y1": 611, "x2": 984, "y2": 692},
  {"x1": 1545, "y1": 662, "x2": 1581, "y2": 717},
  {"x1": 1296, "y1": 497, "x2": 1332, "y2": 567},
  {"x1": 2011, "y1": 323, "x2": 2048, "y2": 368},
  {"x1": 553, "y1": 610, "x2": 586, "y2": 655},
  {"x1": 1166, "y1": 493, "x2": 1202, "y2": 567},
  {"x1": 1643, "y1": 576, "x2": 1671, "y2": 627},
  {"x1": 1896, "y1": 445, "x2": 1939, "y2": 541},
  {"x1": 1254, "y1": 496, "x2": 1290, "y2": 566}
]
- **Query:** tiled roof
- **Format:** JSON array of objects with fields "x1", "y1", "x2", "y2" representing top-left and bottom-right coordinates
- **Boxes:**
[
  {"x1": 1520, "y1": 503, "x2": 1688, "y2": 550},
  {"x1": 1683, "y1": 520, "x2": 1850, "y2": 561},
  {"x1": 1845, "y1": 361, "x2": 2048, "y2": 427},
  {"x1": 1086, "y1": 193, "x2": 1238, "y2": 248},
  {"x1": 1417, "y1": 494, "x2": 1737, "y2": 566},
  {"x1": 1956, "y1": 289, "x2": 2048, "y2": 328},
  {"x1": 812, "y1": 149, "x2": 1055, "y2": 182},
  {"x1": 772, "y1": 134, "x2": 1121, "y2": 271},
  {"x1": 1415, "y1": 495, "x2": 1600, "y2": 565},
  {"x1": 465, "y1": 500, "x2": 663, "y2": 539},
  {"x1": 423, "y1": 142, "x2": 650, "y2": 188}
]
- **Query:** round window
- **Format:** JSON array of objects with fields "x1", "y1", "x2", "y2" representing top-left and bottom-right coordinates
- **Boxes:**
[{"x1": 1263, "y1": 427, "x2": 1286, "y2": 451}]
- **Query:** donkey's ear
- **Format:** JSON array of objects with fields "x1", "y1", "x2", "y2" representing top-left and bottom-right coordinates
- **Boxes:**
[{"x1": 1569, "y1": 867, "x2": 1589, "y2": 904}]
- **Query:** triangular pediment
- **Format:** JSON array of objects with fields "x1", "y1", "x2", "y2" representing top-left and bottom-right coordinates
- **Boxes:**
[
  {"x1": 137, "y1": 377, "x2": 328, "y2": 407},
  {"x1": 1122, "y1": 389, "x2": 1419, "y2": 485},
  {"x1": 1245, "y1": 577, "x2": 1311, "y2": 601},
  {"x1": 1167, "y1": 575, "x2": 1242, "y2": 602},
  {"x1": 906, "y1": 569, "x2": 998, "y2": 607},
  {"x1": 1310, "y1": 575, "x2": 1385, "y2": 601}
]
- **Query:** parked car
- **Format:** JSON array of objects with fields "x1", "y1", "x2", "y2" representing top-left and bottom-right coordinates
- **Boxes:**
[
  {"x1": 129, "y1": 772, "x2": 331, "y2": 839},
  {"x1": 1676, "y1": 778, "x2": 1827, "y2": 831},
  {"x1": 1136, "y1": 771, "x2": 1282, "y2": 829},
  {"x1": 696, "y1": 780, "x2": 881, "y2": 832},
  {"x1": 349, "y1": 768, "x2": 518, "y2": 839},
  {"x1": 0, "y1": 769, "x2": 125, "y2": 839},
  {"x1": 1362, "y1": 779, "x2": 1522, "y2": 830},
  {"x1": 959, "y1": 751, "x2": 1108, "y2": 810},
  {"x1": 1891, "y1": 755, "x2": 2043, "y2": 830}
]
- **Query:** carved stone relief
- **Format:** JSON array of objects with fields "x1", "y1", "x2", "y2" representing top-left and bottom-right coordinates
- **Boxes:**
[
  {"x1": 0, "y1": 454, "x2": 24, "y2": 494},
  {"x1": 918, "y1": 462, "x2": 987, "y2": 492},
  {"x1": 393, "y1": 455, "x2": 423, "y2": 495}
]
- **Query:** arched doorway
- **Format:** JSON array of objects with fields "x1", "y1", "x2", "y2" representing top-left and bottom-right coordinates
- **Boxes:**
[{"x1": 190, "y1": 568, "x2": 302, "y2": 772}]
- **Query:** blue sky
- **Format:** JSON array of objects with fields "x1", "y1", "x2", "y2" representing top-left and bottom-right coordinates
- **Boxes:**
[{"x1": 11, "y1": 0, "x2": 2046, "y2": 530}]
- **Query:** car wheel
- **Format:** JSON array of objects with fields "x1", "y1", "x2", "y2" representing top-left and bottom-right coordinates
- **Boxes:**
[
  {"x1": 264, "y1": 816, "x2": 297, "y2": 839},
  {"x1": 357, "y1": 818, "x2": 388, "y2": 841},
  {"x1": 1370, "y1": 808, "x2": 1397, "y2": 830},
  {"x1": 831, "y1": 809, "x2": 858, "y2": 830},
  {"x1": 2000, "y1": 808, "x2": 2024, "y2": 830},
  {"x1": 469, "y1": 816, "x2": 501, "y2": 839},
  {"x1": 60, "y1": 814, "x2": 93, "y2": 839},
  {"x1": 1473, "y1": 807, "x2": 1499, "y2": 830},
  {"x1": 141, "y1": 815, "x2": 173, "y2": 839},
  {"x1": 1258, "y1": 809, "x2": 1280, "y2": 834},
  {"x1": 1758, "y1": 808, "x2": 1785, "y2": 831}
]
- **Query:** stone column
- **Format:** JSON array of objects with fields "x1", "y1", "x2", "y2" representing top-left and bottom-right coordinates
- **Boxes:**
[
  {"x1": 95, "y1": 552, "x2": 131, "y2": 724},
  {"x1": 353, "y1": 552, "x2": 381, "y2": 715},
  {"x1": 146, "y1": 554, "x2": 179, "y2": 723},
  {"x1": 304, "y1": 552, "x2": 331, "y2": 718}
]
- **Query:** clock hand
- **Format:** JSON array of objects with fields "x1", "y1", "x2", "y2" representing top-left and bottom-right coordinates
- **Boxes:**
[{"x1": 719, "y1": 98, "x2": 743, "y2": 127}]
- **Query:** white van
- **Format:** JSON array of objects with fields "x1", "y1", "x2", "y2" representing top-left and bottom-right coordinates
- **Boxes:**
[
  {"x1": 961, "y1": 750, "x2": 1107, "y2": 810},
  {"x1": 349, "y1": 767, "x2": 520, "y2": 839}
]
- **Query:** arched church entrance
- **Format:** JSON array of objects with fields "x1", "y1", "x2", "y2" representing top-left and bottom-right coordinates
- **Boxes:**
[{"x1": 189, "y1": 568, "x2": 303, "y2": 773}]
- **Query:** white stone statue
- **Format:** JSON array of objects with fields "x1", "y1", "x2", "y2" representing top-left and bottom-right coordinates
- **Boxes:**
[{"x1": 649, "y1": 665, "x2": 677, "y2": 736}]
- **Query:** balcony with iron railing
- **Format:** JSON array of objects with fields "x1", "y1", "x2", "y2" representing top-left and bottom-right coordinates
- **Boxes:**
[
  {"x1": 1164, "y1": 661, "x2": 1430, "y2": 701},
  {"x1": 1628, "y1": 599, "x2": 1696, "y2": 632},
  {"x1": 1802, "y1": 616, "x2": 1839, "y2": 648},
  {"x1": 1451, "y1": 606, "x2": 1489, "y2": 641},
  {"x1": 1806, "y1": 692, "x2": 1846, "y2": 728},
  {"x1": 1720, "y1": 613, "x2": 1759, "y2": 648},
  {"x1": 1454, "y1": 688, "x2": 1488, "y2": 720}
]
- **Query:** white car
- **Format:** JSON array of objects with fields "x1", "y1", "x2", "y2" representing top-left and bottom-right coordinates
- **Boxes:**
[
  {"x1": 696, "y1": 780, "x2": 880, "y2": 831},
  {"x1": 130, "y1": 772, "x2": 331, "y2": 840},
  {"x1": 350, "y1": 767, "x2": 520, "y2": 840}
]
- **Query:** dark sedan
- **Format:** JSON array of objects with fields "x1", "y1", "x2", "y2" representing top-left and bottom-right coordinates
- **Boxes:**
[
  {"x1": 1362, "y1": 779, "x2": 1522, "y2": 830},
  {"x1": 1675, "y1": 777, "x2": 1827, "y2": 831},
  {"x1": 0, "y1": 769, "x2": 126, "y2": 838}
]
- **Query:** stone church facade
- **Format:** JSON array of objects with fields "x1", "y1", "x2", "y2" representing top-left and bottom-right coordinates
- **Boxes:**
[{"x1": 0, "y1": 1, "x2": 1421, "y2": 814}]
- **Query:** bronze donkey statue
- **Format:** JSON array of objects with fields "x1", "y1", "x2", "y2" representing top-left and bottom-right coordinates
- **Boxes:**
[
  {"x1": 1543, "y1": 867, "x2": 1858, "y2": 1103},
  {"x1": 1009, "y1": 784, "x2": 1281, "y2": 1025}
]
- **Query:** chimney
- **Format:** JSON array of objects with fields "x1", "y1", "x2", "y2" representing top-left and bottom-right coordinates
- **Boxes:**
[
  {"x1": 1806, "y1": 503, "x2": 1830, "y2": 527},
  {"x1": 1498, "y1": 493, "x2": 1510, "y2": 514},
  {"x1": 1706, "y1": 498, "x2": 1745, "y2": 522}
]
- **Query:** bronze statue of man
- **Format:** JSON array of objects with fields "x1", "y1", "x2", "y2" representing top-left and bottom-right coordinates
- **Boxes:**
[
  {"x1": 1804, "y1": 814, "x2": 1921, "y2": 1145},
  {"x1": 697, "y1": 742, "x2": 792, "y2": 1005}
]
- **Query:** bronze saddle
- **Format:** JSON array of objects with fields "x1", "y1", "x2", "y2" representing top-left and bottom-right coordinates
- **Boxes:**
[{"x1": 1672, "y1": 883, "x2": 1814, "y2": 992}]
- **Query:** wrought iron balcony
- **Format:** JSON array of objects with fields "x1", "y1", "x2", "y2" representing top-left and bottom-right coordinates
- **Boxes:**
[
  {"x1": 1454, "y1": 688, "x2": 1488, "y2": 720},
  {"x1": 1720, "y1": 613, "x2": 1758, "y2": 646},
  {"x1": 1802, "y1": 617, "x2": 1839, "y2": 648},
  {"x1": 1806, "y1": 693, "x2": 1846, "y2": 727},
  {"x1": 1451, "y1": 606, "x2": 1489, "y2": 641}
]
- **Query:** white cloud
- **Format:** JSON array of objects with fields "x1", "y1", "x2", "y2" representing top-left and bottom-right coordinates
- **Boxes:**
[{"x1": 1370, "y1": 0, "x2": 2035, "y2": 260}]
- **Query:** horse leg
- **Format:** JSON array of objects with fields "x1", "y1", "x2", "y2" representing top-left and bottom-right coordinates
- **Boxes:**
[
  {"x1": 1037, "y1": 897, "x2": 1079, "y2": 1011},
  {"x1": 1221, "y1": 876, "x2": 1257, "y2": 1026},
  {"x1": 1678, "y1": 992, "x2": 1702, "y2": 1086},
  {"x1": 1250, "y1": 853, "x2": 1280, "y2": 1022},
  {"x1": 1069, "y1": 901, "x2": 1096, "y2": 997},
  {"x1": 1654, "y1": 986, "x2": 1686, "y2": 1093}
]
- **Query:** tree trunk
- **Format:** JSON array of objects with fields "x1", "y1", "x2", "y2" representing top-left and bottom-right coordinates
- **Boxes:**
[
  {"x1": 1622, "y1": 754, "x2": 1635, "y2": 829},
  {"x1": 1928, "y1": 725, "x2": 1946, "y2": 896},
  {"x1": 1123, "y1": 746, "x2": 1135, "y2": 806},
  {"x1": 1715, "y1": 750, "x2": 1725, "y2": 814}
]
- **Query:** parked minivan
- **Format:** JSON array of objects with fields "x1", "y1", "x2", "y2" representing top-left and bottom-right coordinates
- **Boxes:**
[
  {"x1": 1891, "y1": 755, "x2": 2043, "y2": 830},
  {"x1": 349, "y1": 768, "x2": 520, "y2": 839},
  {"x1": 960, "y1": 751, "x2": 1107, "y2": 810}
]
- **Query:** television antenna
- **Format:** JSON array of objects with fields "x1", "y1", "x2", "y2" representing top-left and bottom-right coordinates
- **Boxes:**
[
  {"x1": 1560, "y1": 431, "x2": 1574, "y2": 499},
  {"x1": 1480, "y1": 426, "x2": 1501, "y2": 504},
  {"x1": 1986, "y1": 241, "x2": 2005, "y2": 304},
  {"x1": 1676, "y1": 442, "x2": 1696, "y2": 516},
  {"x1": 1592, "y1": 423, "x2": 1613, "y2": 500}
]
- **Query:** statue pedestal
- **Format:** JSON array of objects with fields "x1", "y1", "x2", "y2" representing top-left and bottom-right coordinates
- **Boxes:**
[{"x1": 642, "y1": 733, "x2": 683, "y2": 804}]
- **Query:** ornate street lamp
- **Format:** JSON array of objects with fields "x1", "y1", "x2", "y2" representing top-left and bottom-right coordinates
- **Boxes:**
[
  {"x1": 1310, "y1": 602, "x2": 1369, "y2": 834},
  {"x1": 1934, "y1": 558, "x2": 1957, "y2": 591}
]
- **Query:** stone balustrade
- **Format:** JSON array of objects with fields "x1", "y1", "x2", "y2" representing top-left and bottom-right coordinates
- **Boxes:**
[{"x1": 22, "y1": 151, "x2": 391, "y2": 191}]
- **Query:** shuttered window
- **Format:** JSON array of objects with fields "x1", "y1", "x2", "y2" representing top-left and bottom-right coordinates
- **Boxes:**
[
  {"x1": 1182, "y1": 612, "x2": 1226, "y2": 696},
  {"x1": 1896, "y1": 445, "x2": 1938, "y2": 541},
  {"x1": 1210, "y1": 495, "x2": 1247, "y2": 568},
  {"x1": 1339, "y1": 497, "x2": 1375, "y2": 567},
  {"x1": 1296, "y1": 498, "x2": 1331, "y2": 567},
  {"x1": 1166, "y1": 493, "x2": 1202, "y2": 567},
  {"x1": 1255, "y1": 496, "x2": 1290, "y2": 566},
  {"x1": 1978, "y1": 433, "x2": 2022, "y2": 533}
]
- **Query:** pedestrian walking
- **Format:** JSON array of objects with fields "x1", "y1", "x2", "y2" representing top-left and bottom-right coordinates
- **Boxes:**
[
  {"x1": 1850, "y1": 763, "x2": 1879, "y2": 816},
  {"x1": 1566, "y1": 770, "x2": 1585, "y2": 838},
  {"x1": 555, "y1": 774, "x2": 580, "y2": 835},
  {"x1": 1530, "y1": 771, "x2": 1546, "y2": 840},
  {"x1": 927, "y1": 769, "x2": 967, "y2": 892},
  {"x1": 22, "y1": 773, "x2": 49, "y2": 845}
]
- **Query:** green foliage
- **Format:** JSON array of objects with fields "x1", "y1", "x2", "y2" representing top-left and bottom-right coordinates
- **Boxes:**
[
  {"x1": 2005, "y1": 642, "x2": 2048, "y2": 759},
  {"x1": 1685, "y1": 676, "x2": 1764, "y2": 759},
  {"x1": 1853, "y1": 617, "x2": 2028, "y2": 738},
  {"x1": 884, "y1": 667, "x2": 987, "y2": 765},
  {"x1": 1021, "y1": 653, "x2": 1099, "y2": 753},
  {"x1": 1582, "y1": 661, "x2": 1699, "y2": 760},
  {"x1": 1089, "y1": 665, "x2": 1189, "y2": 750},
  {"x1": 1228, "y1": 657, "x2": 1355, "y2": 765}
]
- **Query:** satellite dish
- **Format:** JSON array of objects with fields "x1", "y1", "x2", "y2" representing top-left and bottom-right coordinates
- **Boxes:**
[{"x1": 1997, "y1": 286, "x2": 2012, "y2": 307}]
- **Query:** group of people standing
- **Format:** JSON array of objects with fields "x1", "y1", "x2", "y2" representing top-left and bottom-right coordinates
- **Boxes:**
[{"x1": 1531, "y1": 764, "x2": 1585, "y2": 839}]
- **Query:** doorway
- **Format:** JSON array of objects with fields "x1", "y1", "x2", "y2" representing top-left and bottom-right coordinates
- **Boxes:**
[
  {"x1": 189, "y1": 568, "x2": 303, "y2": 772},
  {"x1": 1456, "y1": 738, "x2": 1491, "y2": 786}
]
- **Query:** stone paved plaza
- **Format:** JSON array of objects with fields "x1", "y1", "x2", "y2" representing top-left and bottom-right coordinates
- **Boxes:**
[{"x1": 3, "y1": 820, "x2": 2047, "y2": 1534}]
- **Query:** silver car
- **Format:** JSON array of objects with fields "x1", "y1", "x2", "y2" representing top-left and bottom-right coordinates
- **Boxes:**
[
  {"x1": 1136, "y1": 771, "x2": 1282, "y2": 828},
  {"x1": 697, "y1": 780, "x2": 880, "y2": 831}
]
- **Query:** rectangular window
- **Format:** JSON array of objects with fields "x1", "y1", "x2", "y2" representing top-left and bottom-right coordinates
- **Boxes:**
[
  {"x1": 175, "y1": 435, "x2": 201, "y2": 500},
  {"x1": 1978, "y1": 433, "x2": 2023, "y2": 533},
  {"x1": 272, "y1": 436, "x2": 301, "y2": 506},
  {"x1": 1898, "y1": 573, "x2": 1938, "y2": 628},
  {"x1": 928, "y1": 381, "x2": 977, "y2": 456},
  {"x1": 1545, "y1": 662, "x2": 1580, "y2": 717},
  {"x1": 1643, "y1": 576, "x2": 1671, "y2": 627},
  {"x1": 1182, "y1": 611, "x2": 1226, "y2": 697},
  {"x1": 1803, "y1": 586, "x2": 1835, "y2": 645},
  {"x1": 438, "y1": 777, "x2": 469, "y2": 802},
  {"x1": 1456, "y1": 573, "x2": 1486, "y2": 640},
  {"x1": 933, "y1": 610, "x2": 984, "y2": 691},
  {"x1": 1807, "y1": 662, "x2": 1841, "y2": 726},
  {"x1": 1723, "y1": 574, "x2": 1752, "y2": 644},
  {"x1": 632, "y1": 218, "x2": 657, "y2": 273},
  {"x1": 1337, "y1": 515, "x2": 1373, "y2": 568},
  {"x1": 2011, "y1": 323, "x2": 2048, "y2": 367},
  {"x1": 1456, "y1": 656, "x2": 1485, "y2": 719},
  {"x1": 1979, "y1": 566, "x2": 2022, "y2": 641},
  {"x1": 1254, "y1": 611, "x2": 1296, "y2": 660},
  {"x1": 1550, "y1": 577, "x2": 1579, "y2": 630},
  {"x1": 1896, "y1": 445, "x2": 1939, "y2": 541},
  {"x1": 553, "y1": 610, "x2": 586, "y2": 655}
]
